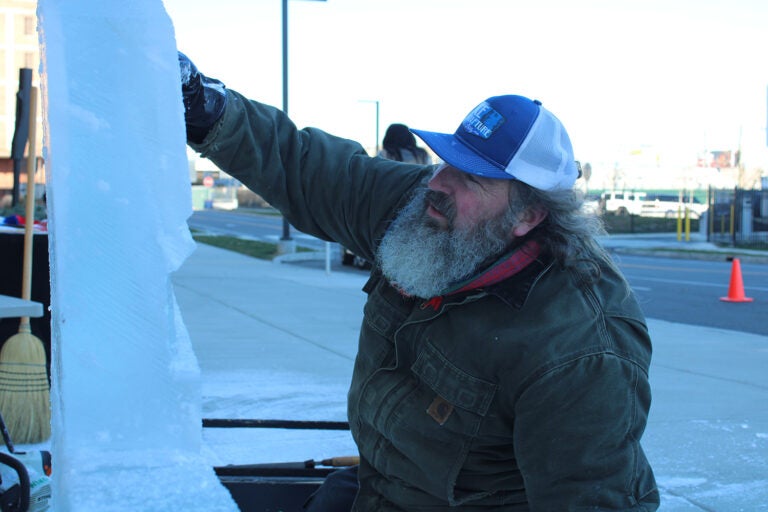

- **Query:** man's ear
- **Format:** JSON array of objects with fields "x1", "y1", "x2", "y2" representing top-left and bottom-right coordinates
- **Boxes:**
[{"x1": 512, "y1": 206, "x2": 548, "y2": 237}]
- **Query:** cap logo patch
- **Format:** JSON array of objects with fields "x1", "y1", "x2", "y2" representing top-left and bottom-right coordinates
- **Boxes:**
[{"x1": 462, "y1": 102, "x2": 505, "y2": 140}]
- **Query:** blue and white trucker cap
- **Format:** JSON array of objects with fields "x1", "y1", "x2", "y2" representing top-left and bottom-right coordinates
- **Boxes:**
[{"x1": 411, "y1": 95, "x2": 579, "y2": 191}]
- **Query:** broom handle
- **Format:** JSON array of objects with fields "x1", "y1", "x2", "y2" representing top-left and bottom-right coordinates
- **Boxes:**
[{"x1": 20, "y1": 87, "x2": 39, "y2": 328}]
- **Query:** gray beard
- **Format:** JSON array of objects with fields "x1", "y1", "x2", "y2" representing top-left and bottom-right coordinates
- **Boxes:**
[{"x1": 377, "y1": 186, "x2": 517, "y2": 299}]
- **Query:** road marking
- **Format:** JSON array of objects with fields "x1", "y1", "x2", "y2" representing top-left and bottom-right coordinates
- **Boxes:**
[
  {"x1": 621, "y1": 262, "x2": 768, "y2": 277},
  {"x1": 627, "y1": 275, "x2": 768, "y2": 292}
]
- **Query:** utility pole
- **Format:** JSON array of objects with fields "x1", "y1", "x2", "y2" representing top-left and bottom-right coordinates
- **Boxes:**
[{"x1": 277, "y1": 0, "x2": 328, "y2": 255}]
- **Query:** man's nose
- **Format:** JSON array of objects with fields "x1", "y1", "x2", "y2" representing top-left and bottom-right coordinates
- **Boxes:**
[{"x1": 428, "y1": 165, "x2": 460, "y2": 192}]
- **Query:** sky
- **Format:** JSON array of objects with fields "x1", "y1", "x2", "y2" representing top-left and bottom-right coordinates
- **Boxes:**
[{"x1": 163, "y1": 0, "x2": 768, "y2": 174}]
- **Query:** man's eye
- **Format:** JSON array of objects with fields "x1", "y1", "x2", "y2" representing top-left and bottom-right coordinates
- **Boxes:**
[{"x1": 466, "y1": 175, "x2": 484, "y2": 187}]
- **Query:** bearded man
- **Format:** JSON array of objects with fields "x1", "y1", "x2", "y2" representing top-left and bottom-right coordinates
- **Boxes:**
[{"x1": 179, "y1": 52, "x2": 659, "y2": 512}]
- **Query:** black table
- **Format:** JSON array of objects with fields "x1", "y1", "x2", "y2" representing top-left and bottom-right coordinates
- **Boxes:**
[{"x1": 0, "y1": 230, "x2": 51, "y2": 377}]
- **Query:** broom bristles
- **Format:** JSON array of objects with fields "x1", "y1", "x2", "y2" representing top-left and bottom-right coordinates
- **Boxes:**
[{"x1": 0, "y1": 331, "x2": 51, "y2": 443}]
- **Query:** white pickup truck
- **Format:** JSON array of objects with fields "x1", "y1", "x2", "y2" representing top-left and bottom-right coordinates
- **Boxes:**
[{"x1": 600, "y1": 190, "x2": 708, "y2": 218}]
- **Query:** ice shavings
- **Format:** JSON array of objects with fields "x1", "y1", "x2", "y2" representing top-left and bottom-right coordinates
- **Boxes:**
[
  {"x1": 693, "y1": 480, "x2": 768, "y2": 499},
  {"x1": 656, "y1": 476, "x2": 708, "y2": 488}
]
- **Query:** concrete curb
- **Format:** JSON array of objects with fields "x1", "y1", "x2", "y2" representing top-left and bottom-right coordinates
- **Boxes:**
[{"x1": 611, "y1": 247, "x2": 768, "y2": 264}]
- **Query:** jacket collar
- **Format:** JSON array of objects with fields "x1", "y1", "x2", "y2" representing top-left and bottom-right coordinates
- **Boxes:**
[
  {"x1": 420, "y1": 240, "x2": 551, "y2": 311},
  {"x1": 442, "y1": 239, "x2": 542, "y2": 296},
  {"x1": 485, "y1": 256, "x2": 553, "y2": 309}
]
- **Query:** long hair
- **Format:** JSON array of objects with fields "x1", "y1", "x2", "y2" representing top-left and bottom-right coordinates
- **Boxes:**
[
  {"x1": 382, "y1": 124, "x2": 429, "y2": 164},
  {"x1": 511, "y1": 181, "x2": 615, "y2": 283}
]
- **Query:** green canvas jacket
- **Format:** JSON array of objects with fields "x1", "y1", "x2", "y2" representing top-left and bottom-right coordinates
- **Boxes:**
[{"x1": 191, "y1": 90, "x2": 660, "y2": 511}]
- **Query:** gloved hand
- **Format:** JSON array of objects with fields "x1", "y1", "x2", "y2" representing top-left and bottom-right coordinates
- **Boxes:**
[{"x1": 178, "y1": 51, "x2": 227, "y2": 143}]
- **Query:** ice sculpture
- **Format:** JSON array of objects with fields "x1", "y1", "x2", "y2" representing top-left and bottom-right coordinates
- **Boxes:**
[{"x1": 37, "y1": 0, "x2": 238, "y2": 509}]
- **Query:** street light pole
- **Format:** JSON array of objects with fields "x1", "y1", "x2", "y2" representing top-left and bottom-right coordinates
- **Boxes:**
[
  {"x1": 282, "y1": 0, "x2": 289, "y2": 118},
  {"x1": 360, "y1": 99, "x2": 380, "y2": 155},
  {"x1": 374, "y1": 100, "x2": 380, "y2": 155},
  {"x1": 278, "y1": 0, "x2": 327, "y2": 255},
  {"x1": 279, "y1": 0, "x2": 294, "y2": 253}
]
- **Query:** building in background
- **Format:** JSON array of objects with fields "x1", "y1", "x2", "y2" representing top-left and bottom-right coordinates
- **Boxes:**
[
  {"x1": 0, "y1": 0, "x2": 39, "y2": 155},
  {"x1": 0, "y1": 0, "x2": 42, "y2": 207}
]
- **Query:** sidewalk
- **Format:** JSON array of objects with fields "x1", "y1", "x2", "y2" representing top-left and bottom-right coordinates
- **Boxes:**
[
  {"x1": 598, "y1": 231, "x2": 768, "y2": 264},
  {"x1": 173, "y1": 242, "x2": 768, "y2": 512}
]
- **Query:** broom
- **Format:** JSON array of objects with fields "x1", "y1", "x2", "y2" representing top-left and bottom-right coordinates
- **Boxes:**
[{"x1": 0, "y1": 86, "x2": 51, "y2": 443}]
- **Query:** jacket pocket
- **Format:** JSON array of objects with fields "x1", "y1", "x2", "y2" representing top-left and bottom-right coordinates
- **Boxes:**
[
  {"x1": 412, "y1": 342, "x2": 497, "y2": 417},
  {"x1": 365, "y1": 341, "x2": 498, "y2": 506}
]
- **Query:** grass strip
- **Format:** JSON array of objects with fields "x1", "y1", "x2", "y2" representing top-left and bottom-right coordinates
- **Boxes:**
[
  {"x1": 192, "y1": 233, "x2": 315, "y2": 260},
  {"x1": 193, "y1": 234, "x2": 279, "y2": 260}
]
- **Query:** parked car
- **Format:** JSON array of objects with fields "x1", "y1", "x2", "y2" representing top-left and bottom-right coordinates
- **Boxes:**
[
  {"x1": 341, "y1": 247, "x2": 372, "y2": 270},
  {"x1": 599, "y1": 190, "x2": 708, "y2": 219},
  {"x1": 640, "y1": 194, "x2": 708, "y2": 219},
  {"x1": 600, "y1": 190, "x2": 647, "y2": 216}
]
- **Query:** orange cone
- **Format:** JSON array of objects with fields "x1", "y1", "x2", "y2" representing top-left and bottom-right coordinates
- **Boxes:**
[{"x1": 720, "y1": 258, "x2": 753, "y2": 303}]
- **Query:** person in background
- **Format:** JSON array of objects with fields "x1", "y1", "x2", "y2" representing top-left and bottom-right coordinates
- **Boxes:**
[
  {"x1": 346, "y1": 125, "x2": 430, "y2": 269},
  {"x1": 378, "y1": 123, "x2": 432, "y2": 165},
  {"x1": 179, "y1": 51, "x2": 659, "y2": 512}
]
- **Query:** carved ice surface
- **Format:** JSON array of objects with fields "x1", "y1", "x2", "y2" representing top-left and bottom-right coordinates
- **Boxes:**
[{"x1": 37, "y1": 0, "x2": 237, "y2": 509}]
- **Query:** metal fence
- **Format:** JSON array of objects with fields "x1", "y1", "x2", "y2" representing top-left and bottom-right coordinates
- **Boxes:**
[{"x1": 708, "y1": 187, "x2": 768, "y2": 249}]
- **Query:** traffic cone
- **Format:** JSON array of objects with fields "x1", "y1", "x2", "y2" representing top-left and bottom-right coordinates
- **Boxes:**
[{"x1": 720, "y1": 258, "x2": 753, "y2": 303}]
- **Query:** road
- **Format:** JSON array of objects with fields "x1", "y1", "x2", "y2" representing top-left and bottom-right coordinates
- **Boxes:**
[
  {"x1": 614, "y1": 254, "x2": 768, "y2": 336},
  {"x1": 189, "y1": 209, "x2": 768, "y2": 336},
  {"x1": 189, "y1": 209, "x2": 321, "y2": 247},
  {"x1": 189, "y1": 208, "x2": 335, "y2": 252},
  {"x1": 188, "y1": 208, "x2": 354, "y2": 270}
]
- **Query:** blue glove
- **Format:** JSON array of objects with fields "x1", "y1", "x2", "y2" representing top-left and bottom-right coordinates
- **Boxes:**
[{"x1": 178, "y1": 51, "x2": 227, "y2": 143}]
